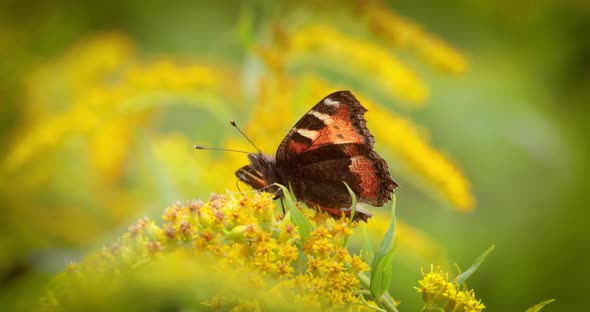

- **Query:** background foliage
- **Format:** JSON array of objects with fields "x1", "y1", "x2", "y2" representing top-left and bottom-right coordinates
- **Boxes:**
[{"x1": 1, "y1": 0, "x2": 588, "y2": 310}]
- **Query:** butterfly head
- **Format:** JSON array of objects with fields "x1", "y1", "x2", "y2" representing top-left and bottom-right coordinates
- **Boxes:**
[
  {"x1": 247, "y1": 153, "x2": 276, "y2": 179},
  {"x1": 235, "y1": 153, "x2": 281, "y2": 198}
]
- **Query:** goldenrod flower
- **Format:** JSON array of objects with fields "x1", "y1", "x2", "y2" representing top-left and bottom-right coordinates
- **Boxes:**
[
  {"x1": 416, "y1": 266, "x2": 450, "y2": 305},
  {"x1": 281, "y1": 25, "x2": 429, "y2": 105},
  {"x1": 362, "y1": 2, "x2": 468, "y2": 74},
  {"x1": 23, "y1": 33, "x2": 135, "y2": 119},
  {"x1": 416, "y1": 266, "x2": 486, "y2": 312},
  {"x1": 7, "y1": 33, "x2": 223, "y2": 176},
  {"x1": 43, "y1": 192, "x2": 373, "y2": 311}
]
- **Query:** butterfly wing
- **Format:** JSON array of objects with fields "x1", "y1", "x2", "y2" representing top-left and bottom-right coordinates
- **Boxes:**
[
  {"x1": 275, "y1": 91, "x2": 396, "y2": 208},
  {"x1": 281, "y1": 143, "x2": 397, "y2": 209},
  {"x1": 276, "y1": 90, "x2": 375, "y2": 165}
]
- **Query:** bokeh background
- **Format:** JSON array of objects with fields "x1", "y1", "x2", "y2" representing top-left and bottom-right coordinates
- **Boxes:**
[{"x1": 1, "y1": 0, "x2": 588, "y2": 310}]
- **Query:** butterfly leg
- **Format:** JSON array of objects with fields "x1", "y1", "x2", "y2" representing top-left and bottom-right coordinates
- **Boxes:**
[
  {"x1": 279, "y1": 197, "x2": 286, "y2": 215},
  {"x1": 235, "y1": 178, "x2": 244, "y2": 196}
]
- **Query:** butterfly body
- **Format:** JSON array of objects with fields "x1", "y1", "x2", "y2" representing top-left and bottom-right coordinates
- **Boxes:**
[{"x1": 236, "y1": 91, "x2": 397, "y2": 221}]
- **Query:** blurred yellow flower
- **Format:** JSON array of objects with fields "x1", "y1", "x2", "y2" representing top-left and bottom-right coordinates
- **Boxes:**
[
  {"x1": 7, "y1": 52, "x2": 222, "y2": 175},
  {"x1": 362, "y1": 3, "x2": 468, "y2": 74},
  {"x1": 23, "y1": 32, "x2": 135, "y2": 119},
  {"x1": 283, "y1": 25, "x2": 429, "y2": 105}
]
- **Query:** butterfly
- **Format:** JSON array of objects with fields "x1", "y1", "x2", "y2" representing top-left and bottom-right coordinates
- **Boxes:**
[{"x1": 235, "y1": 90, "x2": 397, "y2": 221}]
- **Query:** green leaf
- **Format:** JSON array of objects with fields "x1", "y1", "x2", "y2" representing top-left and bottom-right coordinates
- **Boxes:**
[
  {"x1": 288, "y1": 181, "x2": 297, "y2": 201},
  {"x1": 361, "y1": 223, "x2": 374, "y2": 264},
  {"x1": 370, "y1": 195, "x2": 397, "y2": 299},
  {"x1": 372, "y1": 195, "x2": 396, "y2": 268},
  {"x1": 343, "y1": 181, "x2": 357, "y2": 226},
  {"x1": 275, "y1": 184, "x2": 313, "y2": 241},
  {"x1": 370, "y1": 240, "x2": 398, "y2": 299},
  {"x1": 525, "y1": 299, "x2": 556, "y2": 312},
  {"x1": 455, "y1": 244, "x2": 496, "y2": 285}
]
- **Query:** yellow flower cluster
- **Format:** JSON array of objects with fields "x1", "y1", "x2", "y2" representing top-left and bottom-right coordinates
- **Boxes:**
[
  {"x1": 23, "y1": 32, "x2": 135, "y2": 117},
  {"x1": 416, "y1": 266, "x2": 485, "y2": 312},
  {"x1": 279, "y1": 225, "x2": 369, "y2": 307},
  {"x1": 6, "y1": 33, "x2": 222, "y2": 175},
  {"x1": 277, "y1": 25, "x2": 429, "y2": 105},
  {"x1": 362, "y1": 2, "x2": 468, "y2": 74},
  {"x1": 43, "y1": 192, "x2": 372, "y2": 311},
  {"x1": 242, "y1": 76, "x2": 298, "y2": 151}
]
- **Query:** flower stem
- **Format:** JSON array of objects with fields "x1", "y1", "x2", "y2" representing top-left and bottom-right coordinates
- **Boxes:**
[{"x1": 358, "y1": 272, "x2": 399, "y2": 312}]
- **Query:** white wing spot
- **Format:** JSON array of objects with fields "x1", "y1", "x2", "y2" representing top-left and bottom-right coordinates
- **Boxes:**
[
  {"x1": 323, "y1": 98, "x2": 340, "y2": 107},
  {"x1": 296, "y1": 128, "x2": 319, "y2": 140},
  {"x1": 309, "y1": 110, "x2": 330, "y2": 121}
]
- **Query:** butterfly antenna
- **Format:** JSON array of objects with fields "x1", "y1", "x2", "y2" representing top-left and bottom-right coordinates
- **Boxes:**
[
  {"x1": 230, "y1": 120, "x2": 262, "y2": 153},
  {"x1": 194, "y1": 145, "x2": 251, "y2": 154}
]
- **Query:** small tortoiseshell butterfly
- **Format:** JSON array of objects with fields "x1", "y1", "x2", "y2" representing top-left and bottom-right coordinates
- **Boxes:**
[{"x1": 236, "y1": 90, "x2": 397, "y2": 221}]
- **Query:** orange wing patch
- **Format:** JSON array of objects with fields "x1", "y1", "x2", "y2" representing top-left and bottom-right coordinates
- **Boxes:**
[
  {"x1": 276, "y1": 90, "x2": 376, "y2": 165},
  {"x1": 349, "y1": 156, "x2": 381, "y2": 203},
  {"x1": 287, "y1": 103, "x2": 366, "y2": 155},
  {"x1": 311, "y1": 103, "x2": 366, "y2": 145}
]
